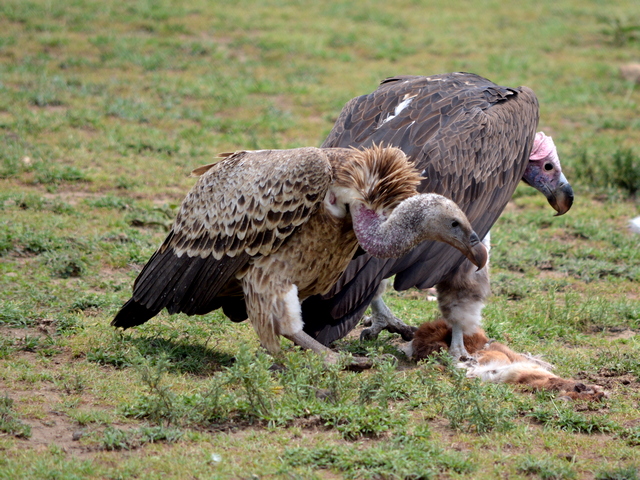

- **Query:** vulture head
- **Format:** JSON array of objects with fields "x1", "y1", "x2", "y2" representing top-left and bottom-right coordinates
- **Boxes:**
[
  {"x1": 524, "y1": 132, "x2": 574, "y2": 215},
  {"x1": 351, "y1": 190, "x2": 488, "y2": 269}
]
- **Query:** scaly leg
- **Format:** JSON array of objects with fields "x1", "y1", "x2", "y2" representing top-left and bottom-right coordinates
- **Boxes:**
[
  {"x1": 437, "y1": 232, "x2": 491, "y2": 359},
  {"x1": 285, "y1": 330, "x2": 372, "y2": 370},
  {"x1": 360, "y1": 279, "x2": 418, "y2": 341}
]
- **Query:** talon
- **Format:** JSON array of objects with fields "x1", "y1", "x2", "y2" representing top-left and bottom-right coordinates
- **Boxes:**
[{"x1": 360, "y1": 328, "x2": 380, "y2": 341}]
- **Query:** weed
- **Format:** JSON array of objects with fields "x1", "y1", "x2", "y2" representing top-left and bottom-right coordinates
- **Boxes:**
[
  {"x1": 574, "y1": 147, "x2": 640, "y2": 197},
  {"x1": 44, "y1": 250, "x2": 88, "y2": 278},
  {"x1": 100, "y1": 426, "x2": 183, "y2": 451},
  {"x1": 0, "y1": 300, "x2": 34, "y2": 327},
  {"x1": 85, "y1": 195, "x2": 131, "y2": 210},
  {"x1": 283, "y1": 435, "x2": 474, "y2": 479},
  {"x1": 321, "y1": 403, "x2": 409, "y2": 440},
  {"x1": 596, "y1": 465, "x2": 640, "y2": 480},
  {"x1": 517, "y1": 455, "x2": 577, "y2": 480},
  {"x1": 416, "y1": 354, "x2": 517, "y2": 434},
  {"x1": 33, "y1": 163, "x2": 88, "y2": 186},
  {"x1": 0, "y1": 395, "x2": 32, "y2": 439},
  {"x1": 86, "y1": 339, "x2": 135, "y2": 369},
  {"x1": 600, "y1": 17, "x2": 640, "y2": 46},
  {"x1": 528, "y1": 405, "x2": 619, "y2": 434},
  {"x1": 224, "y1": 345, "x2": 275, "y2": 419}
]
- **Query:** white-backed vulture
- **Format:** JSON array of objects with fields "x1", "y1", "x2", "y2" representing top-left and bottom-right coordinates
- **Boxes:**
[
  {"x1": 112, "y1": 146, "x2": 487, "y2": 366},
  {"x1": 300, "y1": 73, "x2": 574, "y2": 358}
]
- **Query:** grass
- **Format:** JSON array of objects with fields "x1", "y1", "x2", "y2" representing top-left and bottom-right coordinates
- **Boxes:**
[{"x1": 0, "y1": 0, "x2": 639, "y2": 478}]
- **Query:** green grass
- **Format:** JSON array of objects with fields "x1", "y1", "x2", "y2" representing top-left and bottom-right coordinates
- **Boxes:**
[{"x1": 0, "y1": 0, "x2": 639, "y2": 478}]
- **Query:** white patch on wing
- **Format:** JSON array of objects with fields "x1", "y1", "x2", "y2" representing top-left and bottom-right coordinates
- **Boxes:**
[
  {"x1": 380, "y1": 96, "x2": 415, "y2": 126},
  {"x1": 278, "y1": 284, "x2": 303, "y2": 335}
]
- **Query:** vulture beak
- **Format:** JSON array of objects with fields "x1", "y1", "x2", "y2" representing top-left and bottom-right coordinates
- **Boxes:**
[
  {"x1": 548, "y1": 173, "x2": 574, "y2": 216},
  {"x1": 466, "y1": 232, "x2": 488, "y2": 270}
]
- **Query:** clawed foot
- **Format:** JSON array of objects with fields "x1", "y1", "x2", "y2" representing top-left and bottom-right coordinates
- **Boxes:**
[
  {"x1": 284, "y1": 330, "x2": 374, "y2": 370},
  {"x1": 360, "y1": 314, "x2": 417, "y2": 341},
  {"x1": 322, "y1": 351, "x2": 374, "y2": 371}
]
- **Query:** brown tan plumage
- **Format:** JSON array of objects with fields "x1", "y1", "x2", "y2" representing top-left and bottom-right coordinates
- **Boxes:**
[{"x1": 112, "y1": 146, "x2": 487, "y2": 363}]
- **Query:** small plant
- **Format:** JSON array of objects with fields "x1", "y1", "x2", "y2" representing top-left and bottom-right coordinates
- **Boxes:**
[
  {"x1": 321, "y1": 403, "x2": 409, "y2": 440},
  {"x1": 282, "y1": 435, "x2": 474, "y2": 479},
  {"x1": 596, "y1": 465, "x2": 640, "y2": 480},
  {"x1": 0, "y1": 396, "x2": 32, "y2": 439},
  {"x1": 416, "y1": 354, "x2": 517, "y2": 434},
  {"x1": 528, "y1": 405, "x2": 619, "y2": 434},
  {"x1": 224, "y1": 345, "x2": 275, "y2": 419},
  {"x1": 600, "y1": 16, "x2": 640, "y2": 46},
  {"x1": 0, "y1": 301, "x2": 34, "y2": 327},
  {"x1": 44, "y1": 251, "x2": 88, "y2": 278},
  {"x1": 33, "y1": 163, "x2": 88, "y2": 185},
  {"x1": 574, "y1": 147, "x2": 640, "y2": 197},
  {"x1": 517, "y1": 455, "x2": 577, "y2": 480}
]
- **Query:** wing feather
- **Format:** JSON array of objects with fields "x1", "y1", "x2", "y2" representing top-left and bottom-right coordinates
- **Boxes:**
[
  {"x1": 304, "y1": 73, "x2": 539, "y2": 344},
  {"x1": 113, "y1": 147, "x2": 332, "y2": 329}
]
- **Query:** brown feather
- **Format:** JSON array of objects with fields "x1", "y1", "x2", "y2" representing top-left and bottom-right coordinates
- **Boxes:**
[{"x1": 331, "y1": 145, "x2": 422, "y2": 212}]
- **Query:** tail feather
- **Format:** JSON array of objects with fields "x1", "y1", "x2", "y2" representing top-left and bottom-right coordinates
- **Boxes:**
[{"x1": 111, "y1": 298, "x2": 161, "y2": 329}]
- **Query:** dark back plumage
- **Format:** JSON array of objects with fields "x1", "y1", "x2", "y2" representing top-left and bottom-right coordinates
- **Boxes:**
[{"x1": 302, "y1": 73, "x2": 539, "y2": 344}]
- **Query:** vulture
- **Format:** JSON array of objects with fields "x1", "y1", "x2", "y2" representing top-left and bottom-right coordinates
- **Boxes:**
[
  {"x1": 112, "y1": 146, "x2": 488, "y2": 366},
  {"x1": 301, "y1": 73, "x2": 574, "y2": 358}
]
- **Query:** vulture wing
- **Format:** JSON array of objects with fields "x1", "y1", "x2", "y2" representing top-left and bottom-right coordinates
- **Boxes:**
[
  {"x1": 303, "y1": 73, "x2": 539, "y2": 344},
  {"x1": 113, "y1": 148, "x2": 333, "y2": 328}
]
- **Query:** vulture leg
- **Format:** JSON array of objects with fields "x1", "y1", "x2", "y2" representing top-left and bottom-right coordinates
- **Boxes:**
[
  {"x1": 284, "y1": 331, "x2": 373, "y2": 370},
  {"x1": 242, "y1": 271, "x2": 373, "y2": 369},
  {"x1": 360, "y1": 280, "x2": 418, "y2": 341},
  {"x1": 436, "y1": 233, "x2": 491, "y2": 359}
]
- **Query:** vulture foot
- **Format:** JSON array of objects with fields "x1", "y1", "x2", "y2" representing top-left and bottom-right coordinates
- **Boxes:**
[
  {"x1": 360, "y1": 295, "x2": 417, "y2": 342},
  {"x1": 285, "y1": 330, "x2": 373, "y2": 370}
]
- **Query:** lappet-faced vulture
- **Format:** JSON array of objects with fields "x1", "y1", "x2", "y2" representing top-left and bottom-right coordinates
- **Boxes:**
[
  {"x1": 300, "y1": 73, "x2": 574, "y2": 358},
  {"x1": 112, "y1": 146, "x2": 487, "y2": 366}
]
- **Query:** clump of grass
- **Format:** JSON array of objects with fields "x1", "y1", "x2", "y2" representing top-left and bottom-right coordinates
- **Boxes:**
[
  {"x1": 600, "y1": 16, "x2": 640, "y2": 46},
  {"x1": 414, "y1": 354, "x2": 518, "y2": 434},
  {"x1": 596, "y1": 465, "x2": 640, "y2": 480},
  {"x1": 85, "y1": 195, "x2": 131, "y2": 210},
  {"x1": 282, "y1": 435, "x2": 475, "y2": 479},
  {"x1": 99, "y1": 425, "x2": 183, "y2": 451},
  {"x1": 574, "y1": 147, "x2": 640, "y2": 197},
  {"x1": 44, "y1": 250, "x2": 88, "y2": 278},
  {"x1": 0, "y1": 300, "x2": 35, "y2": 327},
  {"x1": 528, "y1": 405, "x2": 619, "y2": 434},
  {"x1": 33, "y1": 163, "x2": 88, "y2": 186},
  {"x1": 0, "y1": 395, "x2": 32, "y2": 439},
  {"x1": 516, "y1": 455, "x2": 577, "y2": 480}
]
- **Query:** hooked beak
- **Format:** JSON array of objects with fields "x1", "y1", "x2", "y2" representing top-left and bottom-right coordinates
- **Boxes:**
[
  {"x1": 547, "y1": 173, "x2": 574, "y2": 216},
  {"x1": 466, "y1": 232, "x2": 488, "y2": 270}
]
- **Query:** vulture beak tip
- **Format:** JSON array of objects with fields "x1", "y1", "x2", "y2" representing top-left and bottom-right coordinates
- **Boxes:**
[
  {"x1": 547, "y1": 174, "x2": 573, "y2": 217},
  {"x1": 468, "y1": 233, "x2": 488, "y2": 270},
  {"x1": 551, "y1": 181, "x2": 574, "y2": 216}
]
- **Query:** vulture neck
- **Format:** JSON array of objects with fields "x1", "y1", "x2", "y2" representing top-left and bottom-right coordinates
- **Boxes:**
[{"x1": 351, "y1": 194, "x2": 444, "y2": 258}]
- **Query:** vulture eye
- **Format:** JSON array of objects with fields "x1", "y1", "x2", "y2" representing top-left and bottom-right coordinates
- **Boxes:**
[
  {"x1": 544, "y1": 163, "x2": 554, "y2": 171},
  {"x1": 451, "y1": 220, "x2": 459, "y2": 228}
]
